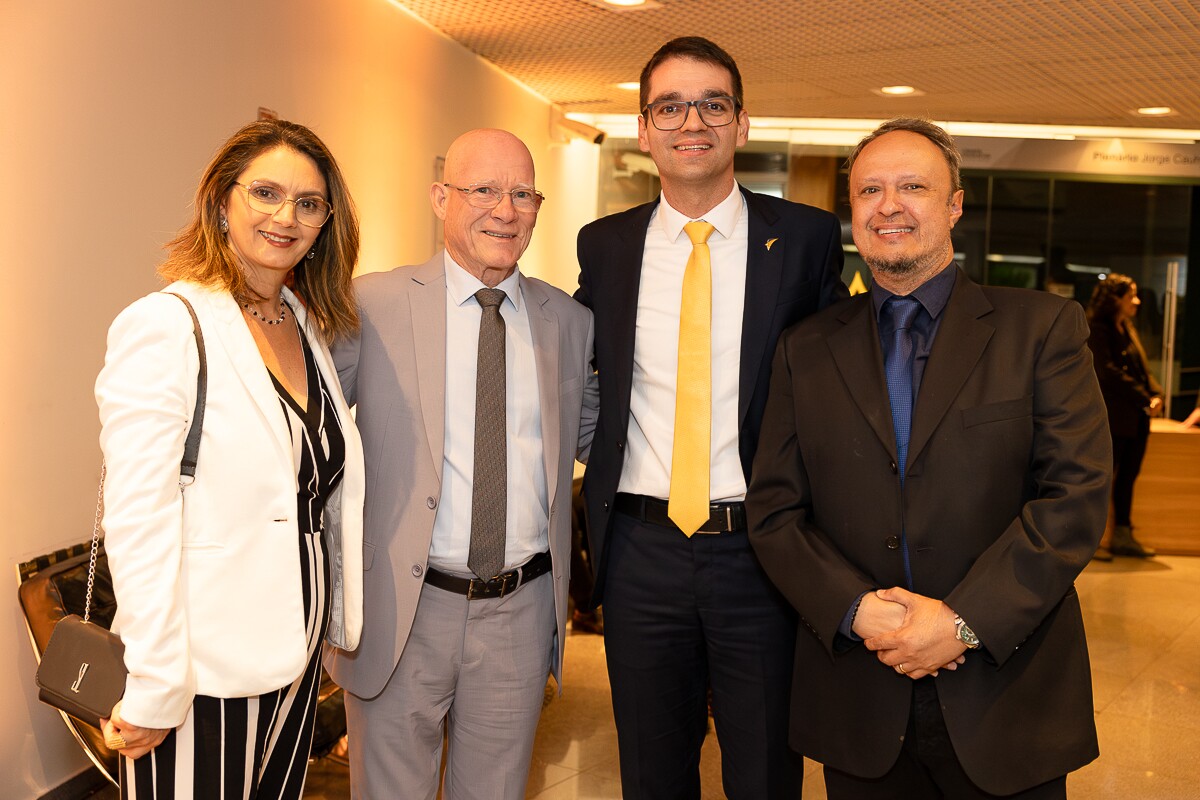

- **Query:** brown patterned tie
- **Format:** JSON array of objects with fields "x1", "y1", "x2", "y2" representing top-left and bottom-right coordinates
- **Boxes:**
[{"x1": 470, "y1": 287, "x2": 507, "y2": 580}]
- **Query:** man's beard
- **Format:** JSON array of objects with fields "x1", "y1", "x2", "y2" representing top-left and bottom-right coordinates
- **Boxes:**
[
  {"x1": 866, "y1": 253, "x2": 924, "y2": 276},
  {"x1": 864, "y1": 234, "x2": 954, "y2": 278}
]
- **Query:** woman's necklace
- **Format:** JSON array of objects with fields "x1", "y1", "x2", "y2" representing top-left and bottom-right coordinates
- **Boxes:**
[{"x1": 243, "y1": 296, "x2": 288, "y2": 326}]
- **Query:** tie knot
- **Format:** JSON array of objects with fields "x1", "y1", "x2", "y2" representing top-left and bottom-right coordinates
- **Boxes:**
[
  {"x1": 886, "y1": 295, "x2": 922, "y2": 330},
  {"x1": 684, "y1": 220, "x2": 715, "y2": 245},
  {"x1": 475, "y1": 287, "x2": 506, "y2": 310}
]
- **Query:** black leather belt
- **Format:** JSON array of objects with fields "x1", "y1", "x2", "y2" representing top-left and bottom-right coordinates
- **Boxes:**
[
  {"x1": 614, "y1": 493, "x2": 746, "y2": 533},
  {"x1": 425, "y1": 551, "x2": 552, "y2": 600}
]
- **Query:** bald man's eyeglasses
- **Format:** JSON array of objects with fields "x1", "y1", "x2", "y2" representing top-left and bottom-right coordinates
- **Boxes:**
[{"x1": 443, "y1": 183, "x2": 545, "y2": 213}]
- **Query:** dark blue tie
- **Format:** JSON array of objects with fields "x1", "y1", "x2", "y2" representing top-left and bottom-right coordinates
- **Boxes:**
[
  {"x1": 884, "y1": 296, "x2": 921, "y2": 480},
  {"x1": 883, "y1": 295, "x2": 921, "y2": 588}
]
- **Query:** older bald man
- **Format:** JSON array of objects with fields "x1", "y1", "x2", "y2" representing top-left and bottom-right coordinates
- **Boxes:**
[{"x1": 330, "y1": 129, "x2": 597, "y2": 800}]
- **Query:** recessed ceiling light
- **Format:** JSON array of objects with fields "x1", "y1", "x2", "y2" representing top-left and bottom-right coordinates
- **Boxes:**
[
  {"x1": 583, "y1": 0, "x2": 662, "y2": 9},
  {"x1": 1136, "y1": 106, "x2": 1174, "y2": 116},
  {"x1": 615, "y1": 81, "x2": 640, "y2": 91},
  {"x1": 871, "y1": 85, "x2": 924, "y2": 99}
]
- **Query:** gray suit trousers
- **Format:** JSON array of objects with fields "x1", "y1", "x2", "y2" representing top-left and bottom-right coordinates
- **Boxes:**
[{"x1": 344, "y1": 573, "x2": 555, "y2": 800}]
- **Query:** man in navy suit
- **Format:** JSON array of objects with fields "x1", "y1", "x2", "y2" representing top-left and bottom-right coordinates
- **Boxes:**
[{"x1": 574, "y1": 36, "x2": 846, "y2": 800}]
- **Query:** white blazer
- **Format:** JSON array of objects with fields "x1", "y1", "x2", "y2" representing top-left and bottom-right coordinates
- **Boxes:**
[{"x1": 95, "y1": 280, "x2": 364, "y2": 729}]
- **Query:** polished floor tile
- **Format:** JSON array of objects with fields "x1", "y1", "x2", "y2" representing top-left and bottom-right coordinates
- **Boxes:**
[{"x1": 300, "y1": 555, "x2": 1200, "y2": 798}]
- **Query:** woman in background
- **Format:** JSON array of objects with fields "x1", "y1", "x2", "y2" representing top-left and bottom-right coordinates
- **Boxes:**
[
  {"x1": 1179, "y1": 396, "x2": 1200, "y2": 429},
  {"x1": 95, "y1": 119, "x2": 364, "y2": 798},
  {"x1": 1086, "y1": 273, "x2": 1161, "y2": 559}
]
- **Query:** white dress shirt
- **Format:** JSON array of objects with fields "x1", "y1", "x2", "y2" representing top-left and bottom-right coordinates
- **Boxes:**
[
  {"x1": 428, "y1": 253, "x2": 549, "y2": 573},
  {"x1": 618, "y1": 184, "x2": 749, "y2": 502}
]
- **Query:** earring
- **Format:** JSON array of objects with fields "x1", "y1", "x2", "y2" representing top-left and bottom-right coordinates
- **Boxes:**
[
  {"x1": 307, "y1": 246, "x2": 317, "y2": 260},
  {"x1": 219, "y1": 217, "x2": 229, "y2": 233}
]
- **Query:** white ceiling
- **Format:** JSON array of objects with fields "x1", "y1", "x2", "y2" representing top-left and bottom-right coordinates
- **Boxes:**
[{"x1": 392, "y1": 0, "x2": 1200, "y2": 131}]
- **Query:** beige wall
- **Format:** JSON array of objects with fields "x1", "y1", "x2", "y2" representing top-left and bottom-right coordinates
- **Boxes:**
[{"x1": 0, "y1": 1, "x2": 598, "y2": 795}]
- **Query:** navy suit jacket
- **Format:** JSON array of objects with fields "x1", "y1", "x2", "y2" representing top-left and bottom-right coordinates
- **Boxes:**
[{"x1": 574, "y1": 186, "x2": 846, "y2": 601}]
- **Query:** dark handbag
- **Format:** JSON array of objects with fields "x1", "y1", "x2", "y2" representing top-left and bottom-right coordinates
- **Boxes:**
[
  {"x1": 33, "y1": 292, "x2": 207, "y2": 731},
  {"x1": 36, "y1": 613, "x2": 127, "y2": 729},
  {"x1": 19, "y1": 547, "x2": 120, "y2": 782}
]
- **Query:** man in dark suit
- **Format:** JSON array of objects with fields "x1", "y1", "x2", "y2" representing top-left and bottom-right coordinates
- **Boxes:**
[
  {"x1": 574, "y1": 36, "x2": 846, "y2": 800},
  {"x1": 747, "y1": 118, "x2": 1112, "y2": 798}
]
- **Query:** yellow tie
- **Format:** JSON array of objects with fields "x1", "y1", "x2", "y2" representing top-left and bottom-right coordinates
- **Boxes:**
[{"x1": 669, "y1": 220, "x2": 716, "y2": 536}]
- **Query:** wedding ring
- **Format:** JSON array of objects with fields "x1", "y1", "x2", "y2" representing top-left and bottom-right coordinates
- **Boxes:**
[
  {"x1": 895, "y1": 663, "x2": 907, "y2": 675},
  {"x1": 105, "y1": 730, "x2": 128, "y2": 750}
]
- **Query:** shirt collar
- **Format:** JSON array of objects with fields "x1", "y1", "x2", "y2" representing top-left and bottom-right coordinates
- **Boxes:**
[
  {"x1": 872, "y1": 261, "x2": 958, "y2": 322},
  {"x1": 655, "y1": 183, "x2": 744, "y2": 243},
  {"x1": 444, "y1": 251, "x2": 523, "y2": 312}
]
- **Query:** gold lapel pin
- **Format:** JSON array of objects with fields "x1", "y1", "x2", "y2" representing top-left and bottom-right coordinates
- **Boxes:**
[{"x1": 765, "y1": 238, "x2": 778, "y2": 251}]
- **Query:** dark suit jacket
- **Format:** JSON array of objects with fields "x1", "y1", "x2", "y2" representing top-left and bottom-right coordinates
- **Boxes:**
[
  {"x1": 575, "y1": 186, "x2": 846, "y2": 601},
  {"x1": 746, "y1": 268, "x2": 1112, "y2": 795}
]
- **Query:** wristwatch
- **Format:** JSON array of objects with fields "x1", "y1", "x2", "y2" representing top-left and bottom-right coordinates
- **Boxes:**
[{"x1": 954, "y1": 615, "x2": 981, "y2": 649}]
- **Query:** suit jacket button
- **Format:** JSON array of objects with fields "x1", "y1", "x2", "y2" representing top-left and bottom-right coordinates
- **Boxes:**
[
  {"x1": 617, "y1": 440, "x2": 624, "y2": 450},
  {"x1": 885, "y1": 536, "x2": 901, "y2": 550},
  {"x1": 426, "y1": 497, "x2": 437, "y2": 509},
  {"x1": 603, "y1": 500, "x2": 609, "y2": 511},
  {"x1": 889, "y1": 460, "x2": 898, "y2": 474},
  {"x1": 412, "y1": 564, "x2": 424, "y2": 578}
]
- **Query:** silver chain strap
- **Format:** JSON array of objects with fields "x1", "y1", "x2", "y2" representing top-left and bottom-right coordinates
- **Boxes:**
[{"x1": 84, "y1": 463, "x2": 106, "y2": 624}]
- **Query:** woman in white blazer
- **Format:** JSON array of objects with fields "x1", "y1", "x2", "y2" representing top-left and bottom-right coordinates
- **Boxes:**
[{"x1": 94, "y1": 120, "x2": 364, "y2": 799}]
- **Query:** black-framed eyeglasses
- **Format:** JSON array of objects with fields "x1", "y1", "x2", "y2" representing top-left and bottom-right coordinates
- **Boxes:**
[
  {"x1": 642, "y1": 95, "x2": 740, "y2": 131},
  {"x1": 443, "y1": 183, "x2": 545, "y2": 213},
  {"x1": 234, "y1": 181, "x2": 333, "y2": 228}
]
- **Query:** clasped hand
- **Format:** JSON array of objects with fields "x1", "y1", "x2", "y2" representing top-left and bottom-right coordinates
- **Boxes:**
[
  {"x1": 101, "y1": 700, "x2": 170, "y2": 760},
  {"x1": 854, "y1": 587, "x2": 968, "y2": 680}
]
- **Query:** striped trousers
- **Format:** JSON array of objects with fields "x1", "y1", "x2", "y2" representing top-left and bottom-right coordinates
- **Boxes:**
[{"x1": 120, "y1": 530, "x2": 329, "y2": 800}]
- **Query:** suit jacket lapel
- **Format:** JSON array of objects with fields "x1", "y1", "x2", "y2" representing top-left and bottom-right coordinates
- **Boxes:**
[
  {"x1": 609, "y1": 201, "x2": 657, "y2": 437},
  {"x1": 739, "y1": 187, "x2": 785, "y2": 428},
  {"x1": 908, "y1": 272, "x2": 993, "y2": 470},
  {"x1": 286, "y1": 286, "x2": 344, "y2": 420},
  {"x1": 201, "y1": 287, "x2": 293, "y2": 470},
  {"x1": 411, "y1": 255, "x2": 448, "y2": 473},
  {"x1": 828, "y1": 297, "x2": 897, "y2": 460},
  {"x1": 523, "y1": 276, "x2": 562, "y2": 512}
]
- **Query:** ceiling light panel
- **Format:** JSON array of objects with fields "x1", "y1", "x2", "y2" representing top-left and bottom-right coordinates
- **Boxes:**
[{"x1": 388, "y1": 0, "x2": 1200, "y2": 128}]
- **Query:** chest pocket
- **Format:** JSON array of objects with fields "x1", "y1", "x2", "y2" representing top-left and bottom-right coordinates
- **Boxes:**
[{"x1": 961, "y1": 396, "x2": 1033, "y2": 429}]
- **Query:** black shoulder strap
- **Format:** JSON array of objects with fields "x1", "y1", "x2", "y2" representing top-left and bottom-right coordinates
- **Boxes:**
[{"x1": 163, "y1": 292, "x2": 207, "y2": 483}]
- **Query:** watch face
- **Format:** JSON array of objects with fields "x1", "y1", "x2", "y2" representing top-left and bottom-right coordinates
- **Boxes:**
[{"x1": 956, "y1": 617, "x2": 981, "y2": 648}]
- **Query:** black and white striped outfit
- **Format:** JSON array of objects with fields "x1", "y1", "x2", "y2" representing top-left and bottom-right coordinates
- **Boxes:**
[{"x1": 121, "y1": 325, "x2": 346, "y2": 800}]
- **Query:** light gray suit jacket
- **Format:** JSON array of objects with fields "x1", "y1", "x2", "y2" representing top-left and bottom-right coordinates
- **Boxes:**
[{"x1": 327, "y1": 253, "x2": 596, "y2": 700}]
